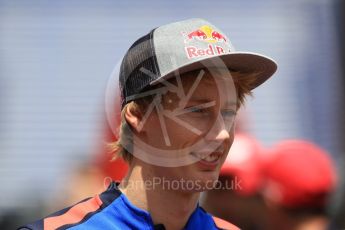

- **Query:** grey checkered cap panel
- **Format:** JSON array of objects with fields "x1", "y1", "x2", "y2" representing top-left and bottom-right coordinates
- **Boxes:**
[{"x1": 153, "y1": 18, "x2": 235, "y2": 77}]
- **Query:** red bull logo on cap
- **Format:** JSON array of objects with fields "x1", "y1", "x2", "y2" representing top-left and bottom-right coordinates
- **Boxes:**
[
  {"x1": 185, "y1": 44, "x2": 226, "y2": 59},
  {"x1": 183, "y1": 25, "x2": 227, "y2": 43},
  {"x1": 182, "y1": 25, "x2": 230, "y2": 59}
]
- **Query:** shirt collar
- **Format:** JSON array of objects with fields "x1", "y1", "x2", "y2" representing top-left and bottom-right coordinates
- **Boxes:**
[{"x1": 109, "y1": 182, "x2": 211, "y2": 230}]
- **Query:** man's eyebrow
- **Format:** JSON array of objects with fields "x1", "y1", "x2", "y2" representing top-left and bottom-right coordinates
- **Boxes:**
[
  {"x1": 224, "y1": 101, "x2": 237, "y2": 108},
  {"x1": 174, "y1": 101, "x2": 216, "y2": 116},
  {"x1": 186, "y1": 98, "x2": 215, "y2": 105},
  {"x1": 186, "y1": 99, "x2": 237, "y2": 107}
]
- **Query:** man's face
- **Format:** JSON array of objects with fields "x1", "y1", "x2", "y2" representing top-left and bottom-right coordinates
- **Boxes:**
[{"x1": 133, "y1": 69, "x2": 237, "y2": 191}]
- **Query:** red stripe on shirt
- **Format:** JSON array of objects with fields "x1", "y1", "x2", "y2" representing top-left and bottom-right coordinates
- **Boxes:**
[
  {"x1": 212, "y1": 216, "x2": 240, "y2": 230},
  {"x1": 44, "y1": 195, "x2": 103, "y2": 230}
]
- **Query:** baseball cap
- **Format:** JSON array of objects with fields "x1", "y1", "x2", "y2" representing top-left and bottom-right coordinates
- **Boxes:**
[
  {"x1": 220, "y1": 133, "x2": 264, "y2": 196},
  {"x1": 119, "y1": 18, "x2": 277, "y2": 107},
  {"x1": 262, "y1": 140, "x2": 337, "y2": 208}
]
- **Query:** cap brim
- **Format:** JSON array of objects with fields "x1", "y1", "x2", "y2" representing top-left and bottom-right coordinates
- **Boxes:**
[{"x1": 150, "y1": 52, "x2": 277, "y2": 90}]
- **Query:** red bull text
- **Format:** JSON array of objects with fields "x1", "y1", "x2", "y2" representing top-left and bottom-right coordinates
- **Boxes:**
[{"x1": 183, "y1": 25, "x2": 229, "y2": 59}]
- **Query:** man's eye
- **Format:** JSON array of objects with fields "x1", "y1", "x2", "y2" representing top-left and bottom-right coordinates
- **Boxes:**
[
  {"x1": 221, "y1": 110, "x2": 236, "y2": 118},
  {"x1": 186, "y1": 106, "x2": 207, "y2": 113}
]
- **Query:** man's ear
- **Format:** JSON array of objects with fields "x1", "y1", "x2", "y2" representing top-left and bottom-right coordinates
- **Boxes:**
[{"x1": 124, "y1": 106, "x2": 142, "y2": 133}]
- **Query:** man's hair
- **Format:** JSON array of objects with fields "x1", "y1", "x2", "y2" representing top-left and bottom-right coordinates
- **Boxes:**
[{"x1": 109, "y1": 70, "x2": 257, "y2": 163}]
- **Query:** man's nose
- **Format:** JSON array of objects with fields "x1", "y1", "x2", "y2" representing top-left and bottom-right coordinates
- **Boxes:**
[{"x1": 205, "y1": 115, "x2": 232, "y2": 142}]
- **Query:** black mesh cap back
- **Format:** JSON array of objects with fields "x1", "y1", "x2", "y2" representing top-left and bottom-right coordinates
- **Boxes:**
[{"x1": 119, "y1": 29, "x2": 160, "y2": 108}]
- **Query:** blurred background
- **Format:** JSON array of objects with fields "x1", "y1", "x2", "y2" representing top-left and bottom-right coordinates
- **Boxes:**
[{"x1": 0, "y1": 0, "x2": 344, "y2": 229}]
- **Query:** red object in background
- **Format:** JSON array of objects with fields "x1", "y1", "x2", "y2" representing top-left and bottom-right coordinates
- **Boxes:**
[
  {"x1": 262, "y1": 140, "x2": 337, "y2": 208},
  {"x1": 220, "y1": 132, "x2": 265, "y2": 196}
]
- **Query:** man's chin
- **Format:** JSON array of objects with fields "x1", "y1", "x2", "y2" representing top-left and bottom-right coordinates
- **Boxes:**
[
  {"x1": 185, "y1": 176, "x2": 220, "y2": 193},
  {"x1": 197, "y1": 168, "x2": 221, "y2": 180}
]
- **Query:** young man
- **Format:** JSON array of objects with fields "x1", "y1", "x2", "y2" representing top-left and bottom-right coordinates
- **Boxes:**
[{"x1": 19, "y1": 18, "x2": 277, "y2": 230}]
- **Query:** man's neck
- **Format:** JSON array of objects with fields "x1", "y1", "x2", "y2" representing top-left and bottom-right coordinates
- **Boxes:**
[{"x1": 119, "y1": 162, "x2": 200, "y2": 230}]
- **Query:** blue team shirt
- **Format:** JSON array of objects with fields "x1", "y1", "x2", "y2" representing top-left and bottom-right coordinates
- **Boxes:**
[{"x1": 19, "y1": 182, "x2": 237, "y2": 230}]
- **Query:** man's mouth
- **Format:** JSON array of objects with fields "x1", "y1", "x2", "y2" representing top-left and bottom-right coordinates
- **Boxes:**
[{"x1": 191, "y1": 151, "x2": 223, "y2": 163}]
